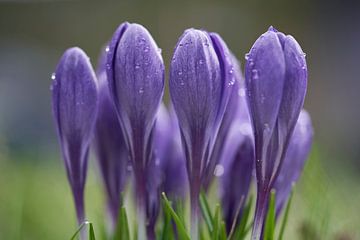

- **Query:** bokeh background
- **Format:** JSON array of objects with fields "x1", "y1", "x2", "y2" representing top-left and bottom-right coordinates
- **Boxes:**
[{"x1": 0, "y1": 0, "x2": 359, "y2": 239}]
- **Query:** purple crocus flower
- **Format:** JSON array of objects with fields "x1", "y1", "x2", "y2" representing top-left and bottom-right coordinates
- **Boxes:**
[
  {"x1": 273, "y1": 109, "x2": 313, "y2": 217},
  {"x1": 169, "y1": 29, "x2": 234, "y2": 238},
  {"x1": 106, "y1": 22, "x2": 164, "y2": 239},
  {"x1": 245, "y1": 27, "x2": 307, "y2": 239},
  {"x1": 156, "y1": 104, "x2": 188, "y2": 200},
  {"x1": 51, "y1": 47, "x2": 98, "y2": 225},
  {"x1": 203, "y1": 54, "x2": 242, "y2": 190},
  {"x1": 93, "y1": 50, "x2": 128, "y2": 230},
  {"x1": 219, "y1": 93, "x2": 254, "y2": 232}
]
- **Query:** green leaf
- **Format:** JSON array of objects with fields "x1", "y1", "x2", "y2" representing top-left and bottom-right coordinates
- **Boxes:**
[
  {"x1": 161, "y1": 199, "x2": 174, "y2": 240},
  {"x1": 220, "y1": 221, "x2": 227, "y2": 240},
  {"x1": 70, "y1": 221, "x2": 91, "y2": 240},
  {"x1": 263, "y1": 190, "x2": 276, "y2": 240},
  {"x1": 114, "y1": 207, "x2": 130, "y2": 240},
  {"x1": 89, "y1": 223, "x2": 96, "y2": 240},
  {"x1": 199, "y1": 190, "x2": 214, "y2": 234},
  {"x1": 278, "y1": 185, "x2": 295, "y2": 240},
  {"x1": 162, "y1": 192, "x2": 190, "y2": 240},
  {"x1": 212, "y1": 204, "x2": 220, "y2": 240},
  {"x1": 231, "y1": 195, "x2": 253, "y2": 240}
]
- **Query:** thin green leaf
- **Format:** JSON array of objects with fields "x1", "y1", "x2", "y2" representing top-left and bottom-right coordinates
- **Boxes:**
[
  {"x1": 199, "y1": 190, "x2": 214, "y2": 234},
  {"x1": 161, "y1": 200, "x2": 174, "y2": 240},
  {"x1": 212, "y1": 204, "x2": 220, "y2": 240},
  {"x1": 70, "y1": 221, "x2": 90, "y2": 240},
  {"x1": 264, "y1": 190, "x2": 276, "y2": 240},
  {"x1": 231, "y1": 195, "x2": 253, "y2": 240},
  {"x1": 278, "y1": 185, "x2": 295, "y2": 240},
  {"x1": 220, "y1": 221, "x2": 227, "y2": 240},
  {"x1": 162, "y1": 192, "x2": 190, "y2": 240},
  {"x1": 114, "y1": 207, "x2": 130, "y2": 240},
  {"x1": 89, "y1": 223, "x2": 96, "y2": 240}
]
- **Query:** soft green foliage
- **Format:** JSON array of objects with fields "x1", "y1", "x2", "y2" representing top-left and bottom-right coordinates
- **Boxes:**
[{"x1": 0, "y1": 146, "x2": 359, "y2": 240}]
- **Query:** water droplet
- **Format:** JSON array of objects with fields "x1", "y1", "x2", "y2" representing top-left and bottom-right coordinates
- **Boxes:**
[
  {"x1": 252, "y1": 69, "x2": 259, "y2": 80},
  {"x1": 302, "y1": 52, "x2": 306, "y2": 57},
  {"x1": 179, "y1": 43, "x2": 184, "y2": 47},
  {"x1": 106, "y1": 63, "x2": 111, "y2": 70},
  {"x1": 238, "y1": 88, "x2": 246, "y2": 97},
  {"x1": 135, "y1": 64, "x2": 140, "y2": 70},
  {"x1": 158, "y1": 48, "x2": 162, "y2": 54},
  {"x1": 105, "y1": 46, "x2": 110, "y2": 52},
  {"x1": 302, "y1": 65, "x2": 306, "y2": 70},
  {"x1": 144, "y1": 46, "x2": 149, "y2": 53},
  {"x1": 214, "y1": 164, "x2": 224, "y2": 177},
  {"x1": 51, "y1": 73, "x2": 56, "y2": 80},
  {"x1": 248, "y1": 60, "x2": 254, "y2": 67},
  {"x1": 180, "y1": 81, "x2": 185, "y2": 86},
  {"x1": 139, "y1": 88, "x2": 144, "y2": 94},
  {"x1": 178, "y1": 71, "x2": 183, "y2": 76},
  {"x1": 229, "y1": 67, "x2": 234, "y2": 74},
  {"x1": 198, "y1": 59, "x2": 204, "y2": 65},
  {"x1": 260, "y1": 94, "x2": 266, "y2": 103},
  {"x1": 245, "y1": 53, "x2": 250, "y2": 60}
]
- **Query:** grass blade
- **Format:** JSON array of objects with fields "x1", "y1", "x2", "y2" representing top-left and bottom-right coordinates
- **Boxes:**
[
  {"x1": 70, "y1": 221, "x2": 90, "y2": 240},
  {"x1": 212, "y1": 204, "x2": 220, "y2": 240},
  {"x1": 230, "y1": 195, "x2": 253, "y2": 240},
  {"x1": 278, "y1": 185, "x2": 295, "y2": 240},
  {"x1": 162, "y1": 192, "x2": 190, "y2": 240},
  {"x1": 200, "y1": 190, "x2": 214, "y2": 234},
  {"x1": 263, "y1": 190, "x2": 276, "y2": 240},
  {"x1": 89, "y1": 223, "x2": 96, "y2": 240},
  {"x1": 114, "y1": 206, "x2": 130, "y2": 240}
]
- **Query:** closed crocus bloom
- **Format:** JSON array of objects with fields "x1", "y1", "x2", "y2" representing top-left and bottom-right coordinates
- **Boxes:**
[
  {"x1": 204, "y1": 54, "x2": 242, "y2": 190},
  {"x1": 220, "y1": 98, "x2": 254, "y2": 232},
  {"x1": 161, "y1": 105, "x2": 188, "y2": 200},
  {"x1": 273, "y1": 110, "x2": 313, "y2": 217},
  {"x1": 93, "y1": 53, "x2": 128, "y2": 230},
  {"x1": 51, "y1": 47, "x2": 98, "y2": 225},
  {"x1": 245, "y1": 26, "x2": 307, "y2": 239},
  {"x1": 169, "y1": 29, "x2": 234, "y2": 238},
  {"x1": 106, "y1": 22, "x2": 164, "y2": 239}
]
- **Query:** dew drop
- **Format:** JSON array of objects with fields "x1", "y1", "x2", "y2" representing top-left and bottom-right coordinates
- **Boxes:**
[
  {"x1": 158, "y1": 48, "x2": 162, "y2": 54},
  {"x1": 135, "y1": 64, "x2": 140, "y2": 70},
  {"x1": 252, "y1": 69, "x2": 259, "y2": 80},
  {"x1": 214, "y1": 164, "x2": 224, "y2": 177},
  {"x1": 248, "y1": 60, "x2": 254, "y2": 67},
  {"x1": 238, "y1": 88, "x2": 246, "y2": 97},
  {"x1": 51, "y1": 73, "x2": 56, "y2": 80},
  {"x1": 144, "y1": 46, "x2": 149, "y2": 53},
  {"x1": 302, "y1": 52, "x2": 306, "y2": 57},
  {"x1": 139, "y1": 88, "x2": 144, "y2": 94},
  {"x1": 180, "y1": 81, "x2": 185, "y2": 86},
  {"x1": 105, "y1": 46, "x2": 110, "y2": 52},
  {"x1": 198, "y1": 59, "x2": 204, "y2": 65},
  {"x1": 245, "y1": 53, "x2": 250, "y2": 60},
  {"x1": 178, "y1": 71, "x2": 183, "y2": 76}
]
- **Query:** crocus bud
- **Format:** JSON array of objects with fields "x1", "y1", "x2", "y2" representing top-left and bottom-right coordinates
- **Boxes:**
[
  {"x1": 93, "y1": 49, "x2": 128, "y2": 230},
  {"x1": 51, "y1": 47, "x2": 98, "y2": 225},
  {"x1": 245, "y1": 26, "x2": 307, "y2": 240},
  {"x1": 203, "y1": 54, "x2": 242, "y2": 189},
  {"x1": 106, "y1": 22, "x2": 164, "y2": 240},
  {"x1": 169, "y1": 29, "x2": 234, "y2": 239},
  {"x1": 219, "y1": 96, "x2": 254, "y2": 232},
  {"x1": 273, "y1": 109, "x2": 313, "y2": 217},
  {"x1": 157, "y1": 104, "x2": 188, "y2": 200}
]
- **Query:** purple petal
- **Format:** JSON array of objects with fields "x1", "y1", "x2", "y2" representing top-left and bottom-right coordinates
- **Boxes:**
[
  {"x1": 93, "y1": 60, "x2": 128, "y2": 227},
  {"x1": 51, "y1": 47, "x2": 98, "y2": 224},
  {"x1": 220, "y1": 117, "x2": 254, "y2": 232},
  {"x1": 273, "y1": 109, "x2": 313, "y2": 217}
]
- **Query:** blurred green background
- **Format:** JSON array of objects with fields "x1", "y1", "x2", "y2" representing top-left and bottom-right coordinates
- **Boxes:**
[{"x1": 0, "y1": 0, "x2": 359, "y2": 239}]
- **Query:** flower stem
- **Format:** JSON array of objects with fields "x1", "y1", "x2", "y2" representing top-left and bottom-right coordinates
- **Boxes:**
[{"x1": 252, "y1": 188, "x2": 269, "y2": 240}]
